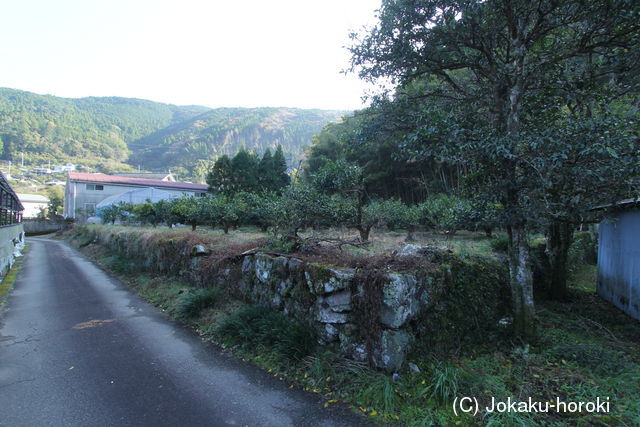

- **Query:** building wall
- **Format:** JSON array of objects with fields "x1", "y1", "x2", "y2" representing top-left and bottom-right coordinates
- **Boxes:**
[
  {"x1": 597, "y1": 210, "x2": 640, "y2": 321},
  {"x1": 22, "y1": 201, "x2": 49, "y2": 218},
  {"x1": 63, "y1": 180, "x2": 206, "y2": 218},
  {"x1": 0, "y1": 224, "x2": 24, "y2": 279}
]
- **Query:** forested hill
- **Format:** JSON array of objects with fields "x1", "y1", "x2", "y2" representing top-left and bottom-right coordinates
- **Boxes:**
[
  {"x1": 0, "y1": 88, "x2": 345, "y2": 176},
  {"x1": 129, "y1": 107, "x2": 345, "y2": 171}
]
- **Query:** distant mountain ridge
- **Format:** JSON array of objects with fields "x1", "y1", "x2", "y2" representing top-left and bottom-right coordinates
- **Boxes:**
[{"x1": 0, "y1": 88, "x2": 346, "y2": 177}]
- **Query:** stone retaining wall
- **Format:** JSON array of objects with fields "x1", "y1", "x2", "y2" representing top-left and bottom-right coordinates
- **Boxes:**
[{"x1": 73, "y1": 225, "x2": 508, "y2": 371}]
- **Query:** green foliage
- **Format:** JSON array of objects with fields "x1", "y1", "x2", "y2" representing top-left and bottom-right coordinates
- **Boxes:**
[
  {"x1": 271, "y1": 145, "x2": 290, "y2": 191},
  {"x1": 311, "y1": 159, "x2": 363, "y2": 195},
  {"x1": 305, "y1": 114, "x2": 456, "y2": 203},
  {"x1": 216, "y1": 305, "x2": 316, "y2": 360},
  {"x1": 170, "y1": 195, "x2": 202, "y2": 230},
  {"x1": 199, "y1": 194, "x2": 248, "y2": 233},
  {"x1": 45, "y1": 186, "x2": 64, "y2": 217},
  {"x1": 153, "y1": 199, "x2": 177, "y2": 227},
  {"x1": 545, "y1": 342, "x2": 629, "y2": 376},
  {"x1": 568, "y1": 231, "x2": 598, "y2": 267},
  {"x1": 97, "y1": 206, "x2": 115, "y2": 225},
  {"x1": 207, "y1": 147, "x2": 290, "y2": 196},
  {"x1": 483, "y1": 411, "x2": 537, "y2": 427},
  {"x1": 418, "y1": 194, "x2": 472, "y2": 234},
  {"x1": 421, "y1": 361, "x2": 461, "y2": 404},
  {"x1": 367, "y1": 198, "x2": 420, "y2": 232},
  {"x1": 349, "y1": 0, "x2": 640, "y2": 337},
  {"x1": 131, "y1": 200, "x2": 161, "y2": 226},
  {"x1": 490, "y1": 235, "x2": 509, "y2": 253},
  {"x1": 235, "y1": 191, "x2": 278, "y2": 232},
  {"x1": 269, "y1": 183, "x2": 330, "y2": 235},
  {"x1": 175, "y1": 287, "x2": 220, "y2": 319},
  {"x1": 230, "y1": 149, "x2": 260, "y2": 193},
  {"x1": 206, "y1": 155, "x2": 234, "y2": 196},
  {"x1": 414, "y1": 255, "x2": 509, "y2": 355},
  {"x1": 356, "y1": 374, "x2": 400, "y2": 414}
]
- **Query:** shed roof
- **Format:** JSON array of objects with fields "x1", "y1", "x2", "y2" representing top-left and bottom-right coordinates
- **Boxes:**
[
  {"x1": 67, "y1": 172, "x2": 208, "y2": 191},
  {"x1": 17, "y1": 193, "x2": 50, "y2": 203},
  {"x1": 591, "y1": 198, "x2": 640, "y2": 211}
]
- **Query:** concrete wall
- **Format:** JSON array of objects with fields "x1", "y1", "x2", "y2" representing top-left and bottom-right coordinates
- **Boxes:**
[
  {"x1": 0, "y1": 224, "x2": 24, "y2": 278},
  {"x1": 23, "y1": 219, "x2": 66, "y2": 235},
  {"x1": 598, "y1": 210, "x2": 640, "y2": 320}
]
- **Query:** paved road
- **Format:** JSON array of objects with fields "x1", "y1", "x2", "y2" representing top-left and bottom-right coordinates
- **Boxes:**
[{"x1": 0, "y1": 238, "x2": 367, "y2": 427}]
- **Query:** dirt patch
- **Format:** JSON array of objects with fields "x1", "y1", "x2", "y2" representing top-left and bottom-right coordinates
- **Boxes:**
[{"x1": 72, "y1": 319, "x2": 116, "y2": 329}]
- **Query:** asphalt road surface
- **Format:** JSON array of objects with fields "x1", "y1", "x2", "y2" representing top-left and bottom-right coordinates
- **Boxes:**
[{"x1": 0, "y1": 238, "x2": 368, "y2": 427}]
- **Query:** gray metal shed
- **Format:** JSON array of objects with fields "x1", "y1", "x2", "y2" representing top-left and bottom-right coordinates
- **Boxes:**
[{"x1": 597, "y1": 201, "x2": 640, "y2": 321}]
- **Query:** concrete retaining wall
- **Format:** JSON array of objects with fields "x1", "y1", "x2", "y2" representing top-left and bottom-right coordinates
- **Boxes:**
[
  {"x1": 0, "y1": 224, "x2": 25, "y2": 279},
  {"x1": 22, "y1": 219, "x2": 67, "y2": 235}
]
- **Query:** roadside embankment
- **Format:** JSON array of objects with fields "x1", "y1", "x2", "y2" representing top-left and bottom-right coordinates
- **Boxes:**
[{"x1": 67, "y1": 224, "x2": 509, "y2": 372}]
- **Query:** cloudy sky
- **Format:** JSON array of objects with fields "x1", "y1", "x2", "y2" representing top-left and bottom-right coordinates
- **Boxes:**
[{"x1": 1, "y1": 0, "x2": 381, "y2": 111}]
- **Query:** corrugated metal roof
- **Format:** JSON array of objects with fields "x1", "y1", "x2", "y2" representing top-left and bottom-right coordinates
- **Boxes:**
[
  {"x1": 17, "y1": 193, "x2": 50, "y2": 203},
  {"x1": 592, "y1": 198, "x2": 639, "y2": 211},
  {"x1": 67, "y1": 172, "x2": 208, "y2": 191}
]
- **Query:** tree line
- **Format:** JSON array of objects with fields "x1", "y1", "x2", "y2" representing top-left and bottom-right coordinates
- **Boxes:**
[
  {"x1": 330, "y1": 0, "x2": 639, "y2": 340},
  {"x1": 98, "y1": 160, "x2": 497, "y2": 243}
]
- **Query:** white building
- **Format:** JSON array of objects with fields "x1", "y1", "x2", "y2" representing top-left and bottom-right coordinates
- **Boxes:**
[
  {"x1": 53, "y1": 163, "x2": 76, "y2": 173},
  {"x1": 63, "y1": 172, "x2": 208, "y2": 218},
  {"x1": 17, "y1": 193, "x2": 49, "y2": 218}
]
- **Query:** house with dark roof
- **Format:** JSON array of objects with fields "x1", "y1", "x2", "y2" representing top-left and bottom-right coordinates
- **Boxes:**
[{"x1": 63, "y1": 172, "x2": 208, "y2": 219}]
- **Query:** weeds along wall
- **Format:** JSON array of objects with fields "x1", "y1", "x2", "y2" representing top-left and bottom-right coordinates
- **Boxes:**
[{"x1": 71, "y1": 225, "x2": 509, "y2": 371}]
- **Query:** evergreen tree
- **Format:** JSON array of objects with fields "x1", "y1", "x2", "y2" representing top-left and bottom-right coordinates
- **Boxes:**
[
  {"x1": 272, "y1": 145, "x2": 290, "y2": 191},
  {"x1": 258, "y1": 149, "x2": 275, "y2": 190},
  {"x1": 231, "y1": 149, "x2": 260, "y2": 193},
  {"x1": 206, "y1": 155, "x2": 234, "y2": 196}
]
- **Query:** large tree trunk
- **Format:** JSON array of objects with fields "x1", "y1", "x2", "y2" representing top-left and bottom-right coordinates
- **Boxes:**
[
  {"x1": 546, "y1": 221, "x2": 573, "y2": 301},
  {"x1": 508, "y1": 223, "x2": 537, "y2": 341},
  {"x1": 357, "y1": 225, "x2": 371, "y2": 242}
]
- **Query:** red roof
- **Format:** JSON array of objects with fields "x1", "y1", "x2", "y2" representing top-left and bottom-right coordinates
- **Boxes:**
[{"x1": 67, "y1": 172, "x2": 208, "y2": 191}]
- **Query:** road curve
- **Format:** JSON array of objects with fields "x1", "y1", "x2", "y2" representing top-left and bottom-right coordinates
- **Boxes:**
[{"x1": 0, "y1": 238, "x2": 368, "y2": 427}]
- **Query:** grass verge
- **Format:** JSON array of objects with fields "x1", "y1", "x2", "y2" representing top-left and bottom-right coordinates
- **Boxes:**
[{"x1": 0, "y1": 244, "x2": 29, "y2": 311}]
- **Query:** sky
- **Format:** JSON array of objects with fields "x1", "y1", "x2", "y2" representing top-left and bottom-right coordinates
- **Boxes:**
[{"x1": 1, "y1": 0, "x2": 381, "y2": 111}]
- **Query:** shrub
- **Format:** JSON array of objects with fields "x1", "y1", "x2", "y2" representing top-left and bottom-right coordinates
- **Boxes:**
[
  {"x1": 418, "y1": 194, "x2": 472, "y2": 234},
  {"x1": 176, "y1": 287, "x2": 220, "y2": 319},
  {"x1": 216, "y1": 305, "x2": 316, "y2": 360},
  {"x1": 568, "y1": 231, "x2": 598, "y2": 267},
  {"x1": 489, "y1": 235, "x2": 509, "y2": 253}
]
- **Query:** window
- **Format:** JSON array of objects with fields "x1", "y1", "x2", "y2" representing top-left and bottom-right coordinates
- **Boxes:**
[
  {"x1": 86, "y1": 184, "x2": 104, "y2": 191},
  {"x1": 84, "y1": 203, "x2": 96, "y2": 214},
  {"x1": 197, "y1": 192, "x2": 207, "y2": 197}
]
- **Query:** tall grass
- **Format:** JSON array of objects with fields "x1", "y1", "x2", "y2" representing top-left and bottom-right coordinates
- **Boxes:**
[
  {"x1": 421, "y1": 361, "x2": 461, "y2": 404},
  {"x1": 216, "y1": 305, "x2": 316, "y2": 360},
  {"x1": 176, "y1": 287, "x2": 220, "y2": 319}
]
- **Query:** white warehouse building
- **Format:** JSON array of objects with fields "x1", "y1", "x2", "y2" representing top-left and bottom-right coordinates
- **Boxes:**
[{"x1": 63, "y1": 172, "x2": 208, "y2": 219}]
